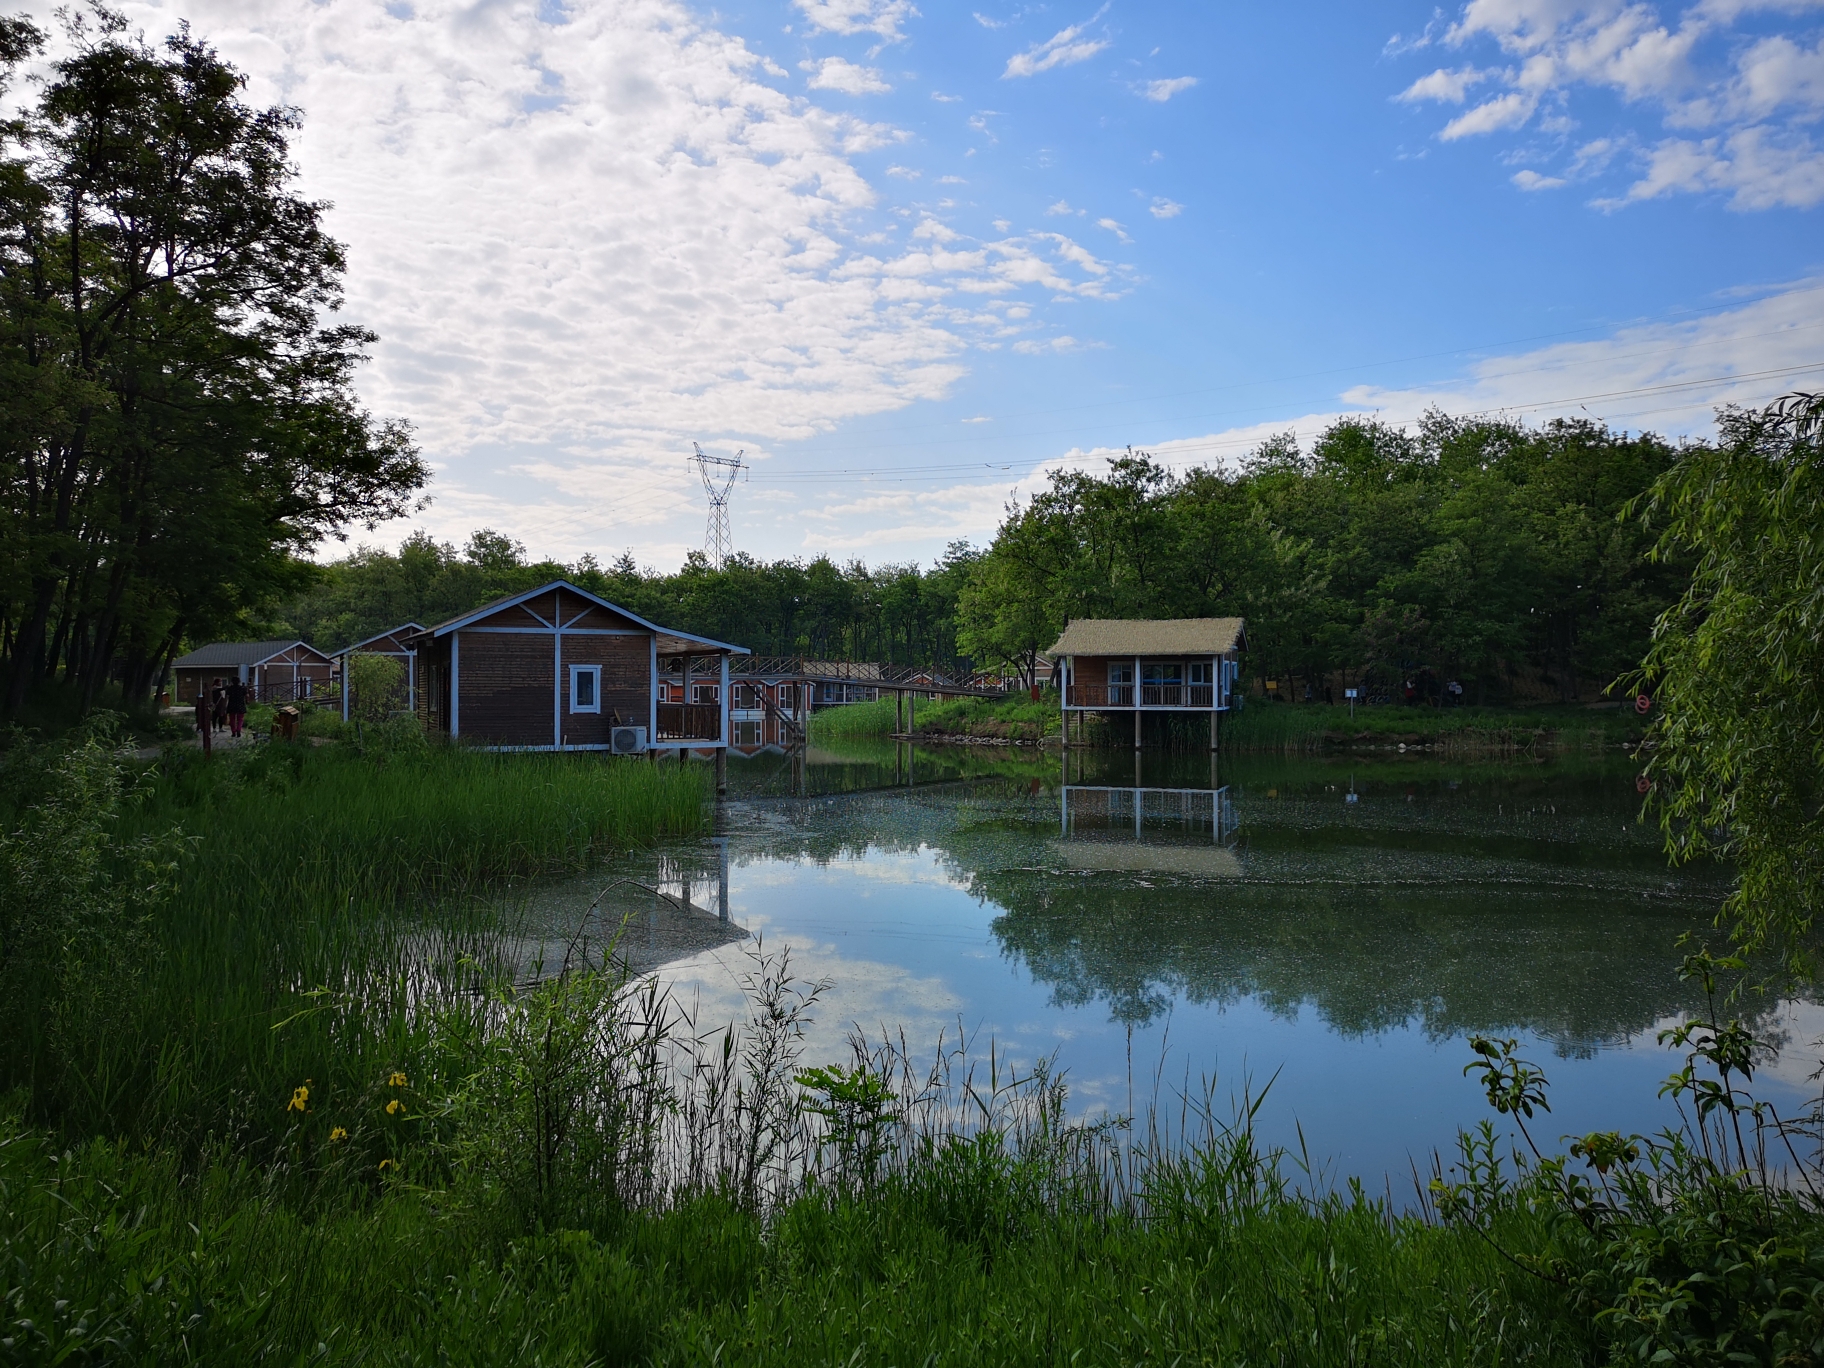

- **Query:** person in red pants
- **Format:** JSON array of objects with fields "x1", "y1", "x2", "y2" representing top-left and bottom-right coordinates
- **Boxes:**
[{"x1": 225, "y1": 676, "x2": 248, "y2": 738}]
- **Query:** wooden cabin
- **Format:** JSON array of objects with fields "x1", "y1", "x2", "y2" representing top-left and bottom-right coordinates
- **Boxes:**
[
  {"x1": 334, "y1": 623, "x2": 424, "y2": 721},
  {"x1": 406, "y1": 581, "x2": 747, "y2": 752},
  {"x1": 1050, "y1": 617, "x2": 1246, "y2": 750},
  {"x1": 173, "y1": 640, "x2": 335, "y2": 705}
]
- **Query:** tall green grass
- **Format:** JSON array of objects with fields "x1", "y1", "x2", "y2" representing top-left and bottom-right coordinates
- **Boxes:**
[
  {"x1": 1, "y1": 736, "x2": 707, "y2": 1149},
  {"x1": 0, "y1": 1101, "x2": 1586, "y2": 1366},
  {"x1": 807, "y1": 696, "x2": 900, "y2": 739}
]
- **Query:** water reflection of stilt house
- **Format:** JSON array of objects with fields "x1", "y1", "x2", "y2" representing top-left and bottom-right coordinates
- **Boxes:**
[{"x1": 1051, "y1": 617, "x2": 1247, "y2": 750}]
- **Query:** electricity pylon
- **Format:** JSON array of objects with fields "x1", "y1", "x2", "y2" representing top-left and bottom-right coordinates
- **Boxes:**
[{"x1": 690, "y1": 442, "x2": 745, "y2": 565}]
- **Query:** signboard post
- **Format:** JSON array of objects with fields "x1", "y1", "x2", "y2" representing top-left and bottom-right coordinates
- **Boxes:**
[{"x1": 1344, "y1": 686, "x2": 1358, "y2": 722}]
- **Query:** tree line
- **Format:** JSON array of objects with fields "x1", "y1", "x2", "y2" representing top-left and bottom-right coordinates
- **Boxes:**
[
  {"x1": 273, "y1": 406, "x2": 1687, "y2": 705},
  {"x1": 960, "y1": 412, "x2": 1689, "y2": 700},
  {"x1": 275, "y1": 531, "x2": 984, "y2": 669},
  {"x1": 0, "y1": 12, "x2": 424, "y2": 717}
]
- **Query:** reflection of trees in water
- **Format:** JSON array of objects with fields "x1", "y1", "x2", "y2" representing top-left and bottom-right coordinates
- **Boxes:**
[
  {"x1": 980, "y1": 871, "x2": 1724, "y2": 1053},
  {"x1": 715, "y1": 762, "x2": 1753, "y2": 1056}
]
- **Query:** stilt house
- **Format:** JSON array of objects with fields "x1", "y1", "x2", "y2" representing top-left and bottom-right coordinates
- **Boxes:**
[
  {"x1": 406, "y1": 581, "x2": 747, "y2": 753},
  {"x1": 1050, "y1": 617, "x2": 1246, "y2": 749}
]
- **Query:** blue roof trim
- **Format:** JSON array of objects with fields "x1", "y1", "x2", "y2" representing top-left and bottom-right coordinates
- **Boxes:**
[{"x1": 333, "y1": 623, "x2": 427, "y2": 658}]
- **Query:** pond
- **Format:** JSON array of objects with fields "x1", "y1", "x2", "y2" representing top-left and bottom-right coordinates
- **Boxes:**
[{"x1": 533, "y1": 739, "x2": 1821, "y2": 1187}]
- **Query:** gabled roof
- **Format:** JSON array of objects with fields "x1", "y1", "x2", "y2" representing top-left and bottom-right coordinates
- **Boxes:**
[
  {"x1": 333, "y1": 623, "x2": 426, "y2": 657},
  {"x1": 173, "y1": 639, "x2": 329, "y2": 669},
  {"x1": 1049, "y1": 617, "x2": 1246, "y2": 657},
  {"x1": 411, "y1": 580, "x2": 749, "y2": 655}
]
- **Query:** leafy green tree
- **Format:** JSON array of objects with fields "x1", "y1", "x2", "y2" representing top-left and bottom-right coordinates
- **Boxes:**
[
  {"x1": 0, "y1": 12, "x2": 424, "y2": 715},
  {"x1": 1634, "y1": 392, "x2": 1824, "y2": 976}
]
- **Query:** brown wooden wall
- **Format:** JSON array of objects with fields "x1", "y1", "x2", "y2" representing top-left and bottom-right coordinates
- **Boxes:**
[
  {"x1": 454, "y1": 631, "x2": 554, "y2": 746},
  {"x1": 446, "y1": 628, "x2": 652, "y2": 746}
]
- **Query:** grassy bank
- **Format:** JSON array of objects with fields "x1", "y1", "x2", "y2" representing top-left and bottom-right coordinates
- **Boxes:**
[
  {"x1": 1220, "y1": 701, "x2": 1644, "y2": 754},
  {"x1": 0, "y1": 1098, "x2": 1582, "y2": 1366},
  {"x1": 809, "y1": 693, "x2": 1060, "y2": 744}
]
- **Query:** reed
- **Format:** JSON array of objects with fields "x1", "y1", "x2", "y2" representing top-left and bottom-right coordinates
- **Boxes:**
[{"x1": 0, "y1": 735, "x2": 708, "y2": 1150}]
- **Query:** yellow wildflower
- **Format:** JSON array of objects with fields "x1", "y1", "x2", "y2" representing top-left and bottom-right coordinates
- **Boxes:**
[
  {"x1": 287, "y1": 1084, "x2": 309, "y2": 1113},
  {"x1": 328, "y1": 1126, "x2": 348, "y2": 1143},
  {"x1": 386, "y1": 1099, "x2": 404, "y2": 1116},
  {"x1": 378, "y1": 1158, "x2": 395, "y2": 1172},
  {"x1": 387, "y1": 1071, "x2": 408, "y2": 1088}
]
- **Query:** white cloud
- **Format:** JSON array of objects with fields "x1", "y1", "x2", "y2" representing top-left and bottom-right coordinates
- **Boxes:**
[
  {"x1": 961, "y1": 414, "x2": 994, "y2": 422},
  {"x1": 801, "y1": 56, "x2": 891, "y2": 94},
  {"x1": 1096, "y1": 216, "x2": 1132, "y2": 242},
  {"x1": 1441, "y1": 89, "x2": 1539, "y2": 137},
  {"x1": 1141, "y1": 75, "x2": 1198, "y2": 101},
  {"x1": 1397, "y1": 64, "x2": 1495, "y2": 103},
  {"x1": 938, "y1": 174, "x2": 967, "y2": 183},
  {"x1": 1396, "y1": 0, "x2": 1824, "y2": 207},
  {"x1": 930, "y1": 89, "x2": 962, "y2": 102},
  {"x1": 68, "y1": 0, "x2": 1136, "y2": 564},
  {"x1": 1340, "y1": 277, "x2": 1824, "y2": 427},
  {"x1": 1610, "y1": 126, "x2": 1824, "y2": 206},
  {"x1": 1512, "y1": 167, "x2": 1569, "y2": 186},
  {"x1": 1012, "y1": 334, "x2": 1092, "y2": 353},
  {"x1": 972, "y1": 10, "x2": 1007, "y2": 27},
  {"x1": 793, "y1": 0, "x2": 918, "y2": 44},
  {"x1": 1148, "y1": 197, "x2": 1184, "y2": 217},
  {"x1": 885, "y1": 163, "x2": 921, "y2": 178},
  {"x1": 1046, "y1": 198, "x2": 1080, "y2": 214},
  {"x1": 1003, "y1": 7, "x2": 1111, "y2": 78}
]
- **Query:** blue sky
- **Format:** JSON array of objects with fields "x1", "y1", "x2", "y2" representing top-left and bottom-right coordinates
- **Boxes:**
[{"x1": 59, "y1": 0, "x2": 1824, "y2": 565}]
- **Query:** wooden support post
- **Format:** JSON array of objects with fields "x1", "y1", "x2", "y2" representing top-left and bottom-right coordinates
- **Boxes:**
[
  {"x1": 1134, "y1": 710, "x2": 1142, "y2": 751},
  {"x1": 715, "y1": 744, "x2": 727, "y2": 796},
  {"x1": 1209, "y1": 708, "x2": 1218, "y2": 752},
  {"x1": 896, "y1": 690, "x2": 904, "y2": 736}
]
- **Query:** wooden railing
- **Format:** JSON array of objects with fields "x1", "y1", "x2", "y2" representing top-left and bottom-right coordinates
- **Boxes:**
[
  {"x1": 656, "y1": 703, "x2": 722, "y2": 741},
  {"x1": 1067, "y1": 683, "x2": 1217, "y2": 708},
  {"x1": 1066, "y1": 684, "x2": 1131, "y2": 707}
]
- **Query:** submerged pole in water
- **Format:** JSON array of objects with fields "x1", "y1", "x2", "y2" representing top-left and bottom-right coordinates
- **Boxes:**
[{"x1": 714, "y1": 836, "x2": 729, "y2": 921}]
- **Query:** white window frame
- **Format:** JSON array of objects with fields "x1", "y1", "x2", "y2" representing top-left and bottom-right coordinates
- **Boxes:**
[{"x1": 569, "y1": 664, "x2": 602, "y2": 714}]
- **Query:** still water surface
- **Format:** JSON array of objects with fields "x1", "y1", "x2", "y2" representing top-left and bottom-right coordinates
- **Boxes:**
[{"x1": 551, "y1": 741, "x2": 1820, "y2": 1186}]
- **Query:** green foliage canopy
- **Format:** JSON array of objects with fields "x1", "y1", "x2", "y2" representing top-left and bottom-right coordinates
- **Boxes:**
[
  {"x1": 0, "y1": 12, "x2": 425, "y2": 715},
  {"x1": 1634, "y1": 391, "x2": 1824, "y2": 975}
]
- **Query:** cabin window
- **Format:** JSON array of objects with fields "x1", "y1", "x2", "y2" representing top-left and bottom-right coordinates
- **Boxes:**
[
  {"x1": 733, "y1": 719, "x2": 761, "y2": 746},
  {"x1": 1188, "y1": 661, "x2": 1213, "y2": 685},
  {"x1": 569, "y1": 665, "x2": 601, "y2": 713},
  {"x1": 1106, "y1": 662, "x2": 1134, "y2": 685},
  {"x1": 1141, "y1": 661, "x2": 1183, "y2": 685}
]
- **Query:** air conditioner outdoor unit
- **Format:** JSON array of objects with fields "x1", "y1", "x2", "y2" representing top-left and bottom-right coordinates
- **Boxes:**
[{"x1": 610, "y1": 726, "x2": 648, "y2": 755}]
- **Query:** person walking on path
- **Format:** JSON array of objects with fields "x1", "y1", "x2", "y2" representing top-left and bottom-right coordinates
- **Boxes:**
[
  {"x1": 193, "y1": 683, "x2": 213, "y2": 757},
  {"x1": 226, "y1": 677, "x2": 248, "y2": 738},
  {"x1": 211, "y1": 679, "x2": 229, "y2": 734}
]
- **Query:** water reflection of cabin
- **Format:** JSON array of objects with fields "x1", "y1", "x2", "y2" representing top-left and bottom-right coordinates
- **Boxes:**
[
  {"x1": 1051, "y1": 617, "x2": 1246, "y2": 749},
  {"x1": 1057, "y1": 781, "x2": 1241, "y2": 876},
  {"x1": 407, "y1": 580, "x2": 747, "y2": 753}
]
